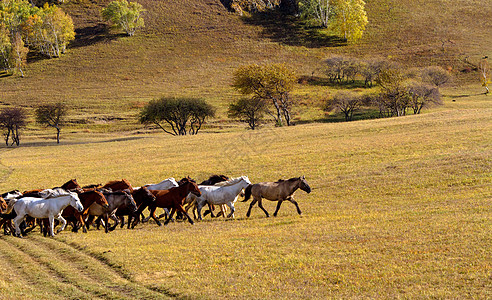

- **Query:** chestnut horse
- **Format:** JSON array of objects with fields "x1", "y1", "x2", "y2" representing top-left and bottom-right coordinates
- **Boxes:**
[
  {"x1": 87, "y1": 189, "x2": 137, "y2": 233},
  {"x1": 242, "y1": 176, "x2": 311, "y2": 217},
  {"x1": 102, "y1": 179, "x2": 133, "y2": 193},
  {"x1": 147, "y1": 181, "x2": 201, "y2": 226}
]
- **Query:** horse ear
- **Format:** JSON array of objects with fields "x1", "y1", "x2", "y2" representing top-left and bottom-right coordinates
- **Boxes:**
[{"x1": 301, "y1": 175, "x2": 305, "y2": 179}]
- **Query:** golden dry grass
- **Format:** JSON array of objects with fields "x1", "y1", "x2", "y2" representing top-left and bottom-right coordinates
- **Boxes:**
[{"x1": 0, "y1": 89, "x2": 490, "y2": 298}]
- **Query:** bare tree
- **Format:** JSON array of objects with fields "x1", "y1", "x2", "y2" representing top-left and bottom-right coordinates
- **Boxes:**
[
  {"x1": 0, "y1": 107, "x2": 27, "y2": 146},
  {"x1": 35, "y1": 102, "x2": 68, "y2": 144},
  {"x1": 324, "y1": 90, "x2": 362, "y2": 121},
  {"x1": 419, "y1": 66, "x2": 451, "y2": 89},
  {"x1": 406, "y1": 81, "x2": 442, "y2": 114}
]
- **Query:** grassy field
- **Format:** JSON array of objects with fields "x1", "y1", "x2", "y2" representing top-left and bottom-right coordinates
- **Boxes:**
[
  {"x1": 0, "y1": 0, "x2": 491, "y2": 298},
  {"x1": 0, "y1": 87, "x2": 490, "y2": 298}
]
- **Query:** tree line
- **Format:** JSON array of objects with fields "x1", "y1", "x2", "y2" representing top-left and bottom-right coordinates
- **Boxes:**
[{"x1": 0, "y1": 0, "x2": 144, "y2": 76}]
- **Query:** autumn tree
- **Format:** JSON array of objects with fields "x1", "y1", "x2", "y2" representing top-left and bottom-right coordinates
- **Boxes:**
[
  {"x1": 419, "y1": 66, "x2": 451, "y2": 89},
  {"x1": 330, "y1": 0, "x2": 368, "y2": 42},
  {"x1": 299, "y1": 0, "x2": 335, "y2": 28},
  {"x1": 23, "y1": 3, "x2": 75, "y2": 58},
  {"x1": 139, "y1": 97, "x2": 215, "y2": 136},
  {"x1": 35, "y1": 102, "x2": 68, "y2": 144},
  {"x1": 0, "y1": 107, "x2": 27, "y2": 146},
  {"x1": 228, "y1": 97, "x2": 267, "y2": 130},
  {"x1": 232, "y1": 63, "x2": 297, "y2": 126},
  {"x1": 102, "y1": 0, "x2": 145, "y2": 36},
  {"x1": 479, "y1": 56, "x2": 490, "y2": 94},
  {"x1": 324, "y1": 90, "x2": 362, "y2": 121},
  {"x1": 405, "y1": 81, "x2": 442, "y2": 115}
]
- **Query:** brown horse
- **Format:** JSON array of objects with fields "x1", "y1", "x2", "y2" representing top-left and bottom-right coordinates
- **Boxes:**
[
  {"x1": 116, "y1": 186, "x2": 156, "y2": 229},
  {"x1": 147, "y1": 181, "x2": 201, "y2": 226},
  {"x1": 60, "y1": 189, "x2": 109, "y2": 233},
  {"x1": 242, "y1": 176, "x2": 311, "y2": 217},
  {"x1": 59, "y1": 179, "x2": 81, "y2": 190},
  {"x1": 103, "y1": 179, "x2": 133, "y2": 193}
]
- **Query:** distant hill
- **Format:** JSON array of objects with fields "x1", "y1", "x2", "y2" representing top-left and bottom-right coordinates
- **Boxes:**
[{"x1": 0, "y1": 0, "x2": 490, "y2": 129}]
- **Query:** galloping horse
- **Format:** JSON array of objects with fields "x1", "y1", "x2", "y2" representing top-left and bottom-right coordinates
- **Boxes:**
[
  {"x1": 146, "y1": 181, "x2": 201, "y2": 226},
  {"x1": 103, "y1": 179, "x2": 134, "y2": 193},
  {"x1": 199, "y1": 175, "x2": 229, "y2": 185},
  {"x1": 87, "y1": 189, "x2": 137, "y2": 233},
  {"x1": 116, "y1": 186, "x2": 156, "y2": 229},
  {"x1": 242, "y1": 176, "x2": 311, "y2": 217},
  {"x1": 6, "y1": 191, "x2": 84, "y2": 237},
  {"x1": 192, "y1": 176, "x2": 251, "y2": 220},
  {"x1": 61, "y1": 189, "x2": 109, "y2": 233}
]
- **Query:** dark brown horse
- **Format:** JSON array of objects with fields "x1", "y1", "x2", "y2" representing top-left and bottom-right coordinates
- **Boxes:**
[
  {"x1": 116, "y1": 186, "x2": 156, "y2": 229},
  {"x1": 199, "y1": 174, "x2": 229, "y2": 185},
  {"x1": 147, "y1": 181, "x2": 201, "y2": 226},
  {"x1": 102, "y1": 179, "x2": 134, "y2": 193},
  {"x1": 242, "y1": 176, "x2": 311, "y2": 217}
]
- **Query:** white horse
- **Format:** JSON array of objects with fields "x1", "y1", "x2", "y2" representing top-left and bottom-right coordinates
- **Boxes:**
[
  {"x1": 190, "y1": 176, "x2": 251, "y2": 220},
  {"x1": 143, "y1": 178, "x2": 179, "y2": 191},
  {"x1": 5, "y1": 191, "x2": 84, "y2": 237}
]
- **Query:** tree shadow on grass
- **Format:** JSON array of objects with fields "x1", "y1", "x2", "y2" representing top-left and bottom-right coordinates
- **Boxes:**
[
  {"x1": 243, "y1": 11, "x2": 346, "y2": 48},
  {"x1": 69, "y1": 23, "x2": 125, "y2": 49}
]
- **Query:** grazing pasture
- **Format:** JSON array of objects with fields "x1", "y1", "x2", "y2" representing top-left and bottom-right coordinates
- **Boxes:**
[{"x1": 0, "y1": 90, "x2": 490, "y2": 298}]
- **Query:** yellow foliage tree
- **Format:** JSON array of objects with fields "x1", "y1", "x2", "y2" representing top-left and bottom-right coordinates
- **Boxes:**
[
  {"x1": 479, "y1": 56, "x2": 490, "y2": 94},
  {"x1": 330, "y1": 0, "x2": 368, "y2": 43}
]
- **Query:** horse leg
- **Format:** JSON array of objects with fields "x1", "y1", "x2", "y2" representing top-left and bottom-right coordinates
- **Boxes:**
[
  {"x1": 177, "y1": 205, "x2": 194, "y2": 225},
  {"x1": 196, "y1": 200, "x2": 204, "y2": 220},
  {"x1": 109, "y1": 213, "x2": 119, "y2": 231},
  {"x1": 287, "y1": 197, "x2": 302, "y2": 215},
  {"x1": 220, "y1": 204, "x2": 228, "y2": 218},
  {"x1": 163, "y1": 208, "x2": 176, "y2": 225},
  {"x1": 226, "y1": 202, "x2": 235, "y2": 218},
  {"x1": 257, "y1": 198, "x2": 270, "y2": 218},
  {"x1": 273, "y1": 200, "x2": 284, "y2": 217},
  {"x1": 246, "y1": 198, "x2": 258, "y2": 218},
  {"x1": 56, "y1": 215, "x2": 67, "y2": 234},
  {"x1": 48, "y1": 215, "x2": 55, "y2": 237},
  {"x1": 149, "y1": 206, "x2": 162, "y2": 226},
  {"x1": 12, "y1": 215, "x2": 25, "y2": 237}
]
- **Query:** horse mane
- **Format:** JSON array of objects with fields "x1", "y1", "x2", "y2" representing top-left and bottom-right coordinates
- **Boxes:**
[
  {"x1": 275, "y1": 177, "x2": 299, "y2": 183},
  {"x1": 199, "y1": 174, "x2": 229, "y2": 185},
  {"x1": 214, "y1": 176, "x2": 245, "y2": 187}
]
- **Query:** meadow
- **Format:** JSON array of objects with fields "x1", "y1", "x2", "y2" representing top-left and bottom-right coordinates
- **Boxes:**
[
  {"x1": 0, "y1": 87, "x2": 490, "y2": 299},
  {"x1": 0, "y1": 0, "x2": 491, "y2": 298}
]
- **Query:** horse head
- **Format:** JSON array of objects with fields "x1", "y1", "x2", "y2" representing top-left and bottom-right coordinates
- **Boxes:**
[
  {"x1": 299, "y1": 176, "x2": 311, "y2": 194},
  {"x1": 186, "y1": 181, "x2": 201, "y2": 197},
  {"x1": 61, "y1": 178, "x2": 81, "y2": 190},
  {"x1": 94, "y1": 190, "x2": 109, "y2": 208},
  {"x1": 134, "y1": 186, "x2": 156, "y2": 204},
  {"x1": 69, "y1": 192, "x2": 84, "y2": 212},
  {"x1": 123, "y1": 190, "x2": 138, "y2": 212}
]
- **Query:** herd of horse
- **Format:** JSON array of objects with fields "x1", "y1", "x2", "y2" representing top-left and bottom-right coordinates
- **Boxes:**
[{"x1": 0, "y1": 175, "x2": 311, "y2": 238}]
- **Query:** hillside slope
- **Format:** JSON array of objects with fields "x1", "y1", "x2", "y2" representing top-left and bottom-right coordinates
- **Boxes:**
[{"x1": 0, "y1": 0, "x2": 490, "y2": 132}]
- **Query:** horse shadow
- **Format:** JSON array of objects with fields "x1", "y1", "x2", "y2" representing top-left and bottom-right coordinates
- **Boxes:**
[{"x1": 242, "y1": 11, "x2": 346, "y2": 48}]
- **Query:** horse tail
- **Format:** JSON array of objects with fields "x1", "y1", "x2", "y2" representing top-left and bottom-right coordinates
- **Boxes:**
[
  {"x1": 241, "y1": 185, "x2": 252, "y2": 202},
  {"x1": 5, "y1": 198, "x2": 18, "y2": 214}
]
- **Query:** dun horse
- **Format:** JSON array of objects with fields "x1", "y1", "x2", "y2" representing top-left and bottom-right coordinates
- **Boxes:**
[{"x1": 242, "y1": 176, "x2": 311, "y2": 217}]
